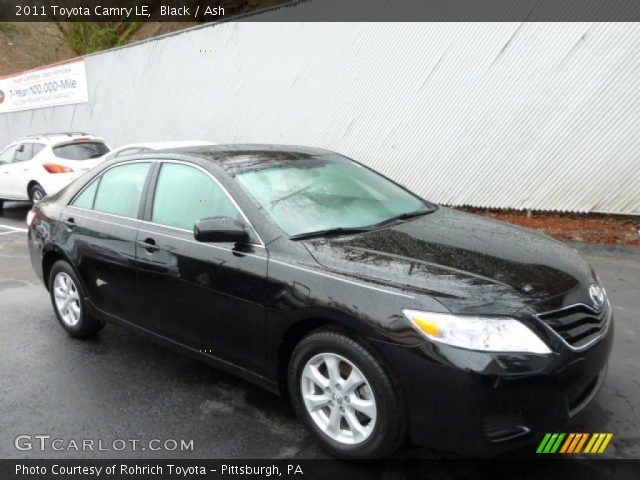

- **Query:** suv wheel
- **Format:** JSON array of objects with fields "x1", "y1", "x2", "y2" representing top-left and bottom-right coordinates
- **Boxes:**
[
  {"x1": 288, "y1": 329, "x2": 408, "y2": 459},
  {"x1": 49, "y1": 260, "x2": 105, "y2": 338},
  {"x1": 29, "y1": 183, "x2": 46, "y2": 203}
]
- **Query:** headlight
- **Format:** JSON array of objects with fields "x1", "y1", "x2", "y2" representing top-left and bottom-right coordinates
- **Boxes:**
[{"x1": 402, "y1": 309, "x2": 551, "y2": 355}]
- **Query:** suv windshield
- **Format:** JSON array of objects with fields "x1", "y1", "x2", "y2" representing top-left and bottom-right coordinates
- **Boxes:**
[
  {"x1": 53, "y1": 142, "x2": 109, "y2": 160},
  {"x1": 235, "y1": 156, "x2": 433, "y2": 237}
]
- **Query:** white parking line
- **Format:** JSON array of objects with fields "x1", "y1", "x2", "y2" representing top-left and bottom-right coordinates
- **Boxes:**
[{"x1": 0, "y1": 224, "x2": 28, "y2": 233}]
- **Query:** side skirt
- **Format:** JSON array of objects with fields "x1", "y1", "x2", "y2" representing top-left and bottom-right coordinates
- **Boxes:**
[{"x1": 90, "y1": 303, "x2": 281, "y2": 395}]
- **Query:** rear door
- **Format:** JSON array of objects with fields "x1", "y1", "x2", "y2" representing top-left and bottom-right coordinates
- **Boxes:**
[
  {"x1": 62, "y1": 161, "x2": 153, "y2": 321},
  {"x1": 134, "y1": 161, "x2": 268, "y2": 373},
  {"x1": 12, "y1": 142, "x2": 45, "y2": 198}
]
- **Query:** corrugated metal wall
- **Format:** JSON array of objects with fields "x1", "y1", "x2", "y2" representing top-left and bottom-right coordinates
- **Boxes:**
[{"x1": 2, "y1": 21, "x2": 640, "y2": 214}]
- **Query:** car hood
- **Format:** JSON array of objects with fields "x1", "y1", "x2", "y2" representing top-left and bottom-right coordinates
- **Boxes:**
[{"x1": 301, "y1": 207, "x2": 592, "y2": 315}]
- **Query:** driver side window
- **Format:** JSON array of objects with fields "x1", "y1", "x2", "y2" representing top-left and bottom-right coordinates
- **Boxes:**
[{"x1": 151, "y1": 163, "x2": 240, "y2": 230}]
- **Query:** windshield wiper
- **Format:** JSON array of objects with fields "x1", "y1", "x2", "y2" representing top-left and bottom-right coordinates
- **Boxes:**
[
  {"x1": 290, "y1": 226, "x2": 373, "y2": 241},
  {"x1": 289, "y1": 207, "x2": 436, "y2": 240},
  {"x1": 372, "y1": 207, "x2": 435, "y2": 228},
  {"x1": 271, "y1": 184, "x2": 313, "y2": 208}
]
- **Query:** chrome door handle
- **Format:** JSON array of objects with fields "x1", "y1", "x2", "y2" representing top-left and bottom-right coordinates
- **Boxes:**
[{"x1": 137, "y1": 239, "x2": 160, "y2": 252}]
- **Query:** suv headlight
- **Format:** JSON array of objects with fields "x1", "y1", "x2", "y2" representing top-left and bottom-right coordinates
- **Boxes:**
[{"x1": 402, "y1": 309, "x2": 551, "y2": 355}]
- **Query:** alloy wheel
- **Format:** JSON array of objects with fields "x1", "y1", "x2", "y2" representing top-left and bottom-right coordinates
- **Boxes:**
[
  {"x1": 32, "y1": 189, "x2": 44, "y2": 202},
  {"x1": 300, "y1": 353, "x2": 377, "y2": 445},
  {"x1": 53, "y1": 272, "x2": 81, "y2": 327}
]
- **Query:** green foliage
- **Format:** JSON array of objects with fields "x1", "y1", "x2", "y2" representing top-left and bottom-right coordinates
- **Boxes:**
[
  {"x1": 59, "y1": 22, "x2": 141, "y2": 55},
  {"x1": 0, "y1": 22, "x2": 18, "y2": 35}
]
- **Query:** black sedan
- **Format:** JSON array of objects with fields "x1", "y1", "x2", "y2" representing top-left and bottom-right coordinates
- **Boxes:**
[{"x1": 27, "y1": 145, "x2": 613, "y2": 458}]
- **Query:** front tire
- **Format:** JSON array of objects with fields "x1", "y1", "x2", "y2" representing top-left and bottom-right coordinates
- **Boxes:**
[
  {"x1": 29, "y1": 183, "x2": 46, "y2": 203},
  {"x1": 48, "y1": 260, "x2": 104, "y2": 338},
  {"x1": 288, "y1": 329, "x2": 408, "y2": 459}
]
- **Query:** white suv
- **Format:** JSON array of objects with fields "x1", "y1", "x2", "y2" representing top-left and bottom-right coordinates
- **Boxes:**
[{"x1": 0, "y1": 132, "x2": 109, "y2": 207}]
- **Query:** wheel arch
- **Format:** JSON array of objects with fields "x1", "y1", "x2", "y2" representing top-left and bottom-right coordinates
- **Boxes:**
[
  {"x1": 275, "y1": 313, "x2": 385, "y2": 395},
  {"x1": 42, "y1": 246, "x2": 73, "y2": 291},
  {"x1": 27, "y1": 180, "x2": 39, "y2": 195}
]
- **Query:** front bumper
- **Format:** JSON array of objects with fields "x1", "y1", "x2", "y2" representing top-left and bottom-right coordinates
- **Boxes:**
[{"x1": 371, "y1": 315, "x2": 614, "y2": 456}]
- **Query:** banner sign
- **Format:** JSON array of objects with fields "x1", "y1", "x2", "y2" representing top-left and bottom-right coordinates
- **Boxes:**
[{"x1": 0, "y1": 59, "x2": 89, "y2": 114}]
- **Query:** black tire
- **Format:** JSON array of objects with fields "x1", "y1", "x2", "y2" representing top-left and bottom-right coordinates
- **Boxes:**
[
  {"x1": 0, "y1": 199, "x2": 3, "y2": 212},
  {"x1": 288, "y1": 328, "x2": 408, "y2": 459},
  {"x1": 29, "y1": 183, "x2": 46, "y2": 203},
  {"x1": 48, "y1": 260, "x2": 105, "y2": 338}
]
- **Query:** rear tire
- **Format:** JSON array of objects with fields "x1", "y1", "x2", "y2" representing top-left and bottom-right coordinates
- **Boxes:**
[
  {"x1": 48, "y1": 260, "x2": 105, "y2": 338},
  {"x1": 288, "y1": 328, "x2": 408, "y2": 459},
  {"x1": 29, "y1": 183, "x2": 46, "y2": 203}
]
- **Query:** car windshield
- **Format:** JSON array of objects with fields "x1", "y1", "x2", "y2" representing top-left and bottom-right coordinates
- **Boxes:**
[
  {"x1": 53, "y1": 142, "x2": 110, "y2": 160},
  {"x1": 235, "y1": 156, "x2": 433, "y2": 237}
]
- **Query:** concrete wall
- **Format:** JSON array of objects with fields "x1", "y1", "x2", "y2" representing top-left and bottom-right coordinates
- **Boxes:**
[{"x1": 2, "y1": 20, "x2": 639, "y2": 214}]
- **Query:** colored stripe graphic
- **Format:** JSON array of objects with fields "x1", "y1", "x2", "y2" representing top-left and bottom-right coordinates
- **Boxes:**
[
  {"x1": 537, "y1": 433, "x2": 613, "y2": 454},
  {"x1": 536, "y1": 433, "x2": 566, "y2": 453},
  {"x1": 584, "y1": 433, "x2": 599, "y2": 453},
  {"x1": 567, "y1": 433, "x2": 583, "y2": 453},
  {"x1": 550, "y1": 433, "x2": 565, "y2": 453},
  {"x1": 559, "y1": 433, "x2": 575, "y2": 453},
  {"x1": 544, "y1": 433, "x2": 559, "y2": 453},
  {"x1": 597, "y1": 433, "x2": 613, "y2": 453},
  {"x1": 585, "y1": 433, "x2": 614, "y2": 453},
  {"x1": 574, "y1": 433, "x2": 589, "y2": 453},
  {"x1": 536, "y1": 433, "x2": 552, "y2": 453}
]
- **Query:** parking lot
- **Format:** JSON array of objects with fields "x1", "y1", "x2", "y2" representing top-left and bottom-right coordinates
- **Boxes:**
[{"x1": 0, "y1": 201, "x2": 638, "y2": 460}]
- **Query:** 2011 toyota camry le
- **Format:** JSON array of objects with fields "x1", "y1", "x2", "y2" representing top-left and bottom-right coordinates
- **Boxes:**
[{"x1": 27, "y1": 145, "x2": 613, "y2": 459}]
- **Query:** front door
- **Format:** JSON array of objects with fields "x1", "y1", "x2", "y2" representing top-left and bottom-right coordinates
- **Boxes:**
[{"x1": 134, "y1": 161, "x2": 267, "y2": 373}]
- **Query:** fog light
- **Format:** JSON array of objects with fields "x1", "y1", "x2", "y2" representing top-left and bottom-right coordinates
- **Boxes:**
[{"x1": 483, "y1": 412, "x2": 531, "y2": 442}]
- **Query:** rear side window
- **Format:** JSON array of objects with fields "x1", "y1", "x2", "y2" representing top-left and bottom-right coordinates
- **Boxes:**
[
  {"x1": 71, "y1": 178, "x2": 100, "y2": 210},
  {"x1": 93, "y1": 163, "x2": 151, "y2": 218},
  {"x1": 151, "y1": 163, "x2": 239, "y2": 230},
  {"x1": 53, "y1": 142, "x2": 109, "y2": 160},
  {"x1": 32, "y1": 143, "x2": 45, "y2": 157},
  {"x1": 14, "y1": 143, "x2": 45, "y2": 162}
]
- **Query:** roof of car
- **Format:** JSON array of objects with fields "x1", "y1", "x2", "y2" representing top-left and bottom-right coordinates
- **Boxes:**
[
  {"x1": 114, "y1": 140, "x2": 215, "y2": 151},
  {"x1": 156, "y1": 144, "x2": 337, "y2": 170},
  {"x1": 18, "y1": 132, "x2": 103, "y2": 143}
]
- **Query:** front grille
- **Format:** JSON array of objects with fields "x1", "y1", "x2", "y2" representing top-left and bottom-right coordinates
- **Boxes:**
[{"x1": 537, "y1": 302, "x2": 610, "y2": 349}]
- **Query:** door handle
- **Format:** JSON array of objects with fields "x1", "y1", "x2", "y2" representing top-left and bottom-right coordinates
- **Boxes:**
[
  {"x1": 137, "y1": 238, "x2": 160, "y2": 253},
  {"x1": 62, "y1": 218, "x2": 76, "y2": 229}
]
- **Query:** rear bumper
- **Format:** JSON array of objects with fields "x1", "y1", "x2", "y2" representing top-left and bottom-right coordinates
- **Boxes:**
[
  {"x1": 27, "y1": 227, "x2": 44, "y2": 283},
  {"x1": 371, "y1": 317, "x2": 613, "y2": 456}
]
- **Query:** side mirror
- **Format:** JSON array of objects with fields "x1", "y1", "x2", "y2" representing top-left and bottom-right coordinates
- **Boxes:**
[{"x1": 194, "y1": 217, "x2": 250, "y2": 244}]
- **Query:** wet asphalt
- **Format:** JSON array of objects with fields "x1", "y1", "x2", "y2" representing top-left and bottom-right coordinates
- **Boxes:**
[{"x1": 0, "y1": 201, "x2": 638, "y2": 460}]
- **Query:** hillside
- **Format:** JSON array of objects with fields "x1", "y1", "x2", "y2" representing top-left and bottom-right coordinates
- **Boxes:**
[{"x1": 0, "y1": 1, "x2": 284, "y2": 75}]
